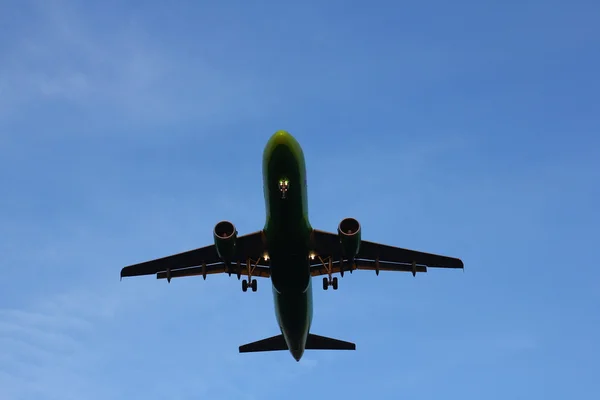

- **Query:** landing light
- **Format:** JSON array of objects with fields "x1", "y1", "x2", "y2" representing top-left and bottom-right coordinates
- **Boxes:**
[
  {"x1": 263, "y1": 252, "x2": 270, "y2": 261},
  {"x1": 309, "y1": 252, "x2": 316, "y2": 260},
  {"x1": 278, "y1": 179, "x2": 290, "y2": 199}
]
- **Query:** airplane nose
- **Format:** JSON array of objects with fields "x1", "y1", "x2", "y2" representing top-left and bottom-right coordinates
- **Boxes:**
[
  {"x1": 268, "y1": 130, "x2": 296, "y2": 145},
  {"x1": 262, "y1": 129, "x2": 306, "y2": 177}
]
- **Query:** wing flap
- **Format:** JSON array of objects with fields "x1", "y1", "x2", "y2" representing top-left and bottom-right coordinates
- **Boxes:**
[
  {"x1": 311, "y1": 259, "x2": 427, "y2": 276},
  {"x1": 157, "y1": 264, "x2": 271, "y2": 280}
]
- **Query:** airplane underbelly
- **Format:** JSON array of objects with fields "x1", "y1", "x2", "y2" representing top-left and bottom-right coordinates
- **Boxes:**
[
  {"x1": 272, "y1": 279, "x2": 313, "y2": 354},
  {"x1": 270, "y1": 255, "x2": 310, "y2": 294}
]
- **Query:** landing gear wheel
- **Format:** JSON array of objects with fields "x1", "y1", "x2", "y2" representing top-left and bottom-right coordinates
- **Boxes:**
[
  {"x1": 242, "y1": 279, "x2": 248, "y2": 292},
  {"x1": 251, "y1": 279, "x2": 257, "y2": 292},
  {"x1": 332, "y1": 277, "x2": 338, "y2": 290},
  {"x1": 323, "y1": 277, "x2": 328, "y2": 290}
]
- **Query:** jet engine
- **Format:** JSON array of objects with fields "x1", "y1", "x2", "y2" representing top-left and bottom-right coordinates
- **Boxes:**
[
  {"x1": 213, "y1": 220, "x2": 238, "y2": 261},
  {"x1": 337, "y1": 217, "x2": 361, "y2": 258}
]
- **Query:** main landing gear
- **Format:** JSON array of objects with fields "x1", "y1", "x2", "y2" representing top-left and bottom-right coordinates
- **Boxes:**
[
  {"x1": 323, "y1": 276, "x2": 338, "y2": 290},
  {"x1": 318, "y1": 256, "x2": 339, "y2": 291},
  {"x1": 242, "y1": 278, "x2": 257, "y2": 292},
  {"x1": 241, "y1": 257, "x2": 261, "y2": 292}
]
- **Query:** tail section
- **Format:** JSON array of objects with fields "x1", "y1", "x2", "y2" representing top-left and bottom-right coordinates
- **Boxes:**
[{"x1": 238, "y1": 333, "x2": 356, "y2": 354}]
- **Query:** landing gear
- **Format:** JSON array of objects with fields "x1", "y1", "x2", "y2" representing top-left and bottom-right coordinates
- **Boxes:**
[
  {"x1": 242, "y1": 279, "x2": 257, "y2": 292},
  {"x1": 322, "y1": 276, "x2": 338, "y2": 290},
  {"x1": 241, "y1": 258, "x2": 261, "y2": 293},
  {"x1": 319, "y1": 256, "x2": 339, "y2": 290}
]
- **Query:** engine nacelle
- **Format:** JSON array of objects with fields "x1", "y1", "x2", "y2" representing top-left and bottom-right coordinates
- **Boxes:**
[
  {"x1": 337, "y1": 217, "x2": 361, "y2": 258},
  {"x1": 213, "y1": 220, "x2": 238, "y2": 261}
]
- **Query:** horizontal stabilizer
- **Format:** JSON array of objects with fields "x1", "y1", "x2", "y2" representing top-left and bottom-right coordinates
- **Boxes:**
[
  {"x1": 239, "y1": 333, "x2": 356, "y2": 354},
  {"x1": 305, "y1": 333, "x2": 356, "y2": 351},
  {"x1": 239, "y1": 334, "x2": 288, "y2": 353}
]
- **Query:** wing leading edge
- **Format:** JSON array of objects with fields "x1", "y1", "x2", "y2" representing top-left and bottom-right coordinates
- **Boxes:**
[
  {"x1": 120, "y1": 231, "x2": 268, "y2": 281},
  {"x1": 310, "y1": 229, "x2": 463, "y2": 277}
]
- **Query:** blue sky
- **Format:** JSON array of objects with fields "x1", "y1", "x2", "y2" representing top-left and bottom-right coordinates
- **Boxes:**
[{"x1": 1, "y1": 0, "x2": 599, "y2": 398}]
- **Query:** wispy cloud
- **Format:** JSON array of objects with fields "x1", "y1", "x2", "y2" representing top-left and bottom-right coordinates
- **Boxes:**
[
  {"x1": 0, "y1": 288, "x2": 117, "y2": 400},
  {"x1": 1, "y1": 1, "x2": 271, "y2": 129}
]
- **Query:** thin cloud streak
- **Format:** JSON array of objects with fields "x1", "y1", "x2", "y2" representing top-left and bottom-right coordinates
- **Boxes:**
[
  {"x1": 1, "y1": 1, "x2": 273, "y2": 129},
  {"x1": 0, "y1": 290, "x2": 113, "y2": 400}
]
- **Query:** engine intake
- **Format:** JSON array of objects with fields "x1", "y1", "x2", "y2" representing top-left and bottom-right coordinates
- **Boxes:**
[
  {"x1": 337, "y1": 217, "x2": 361, "y2": 258},
  {"x1": 213, "y1": 220, "x2": 238, "y2": 261}
]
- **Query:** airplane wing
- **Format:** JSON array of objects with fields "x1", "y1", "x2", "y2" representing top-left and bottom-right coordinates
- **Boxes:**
[
  {"x1": 309, "y1": 229, "x2": 463, "y2": 276},
  {"x1": 120, "y1": 231, "x2": 269, "y2": 281}
]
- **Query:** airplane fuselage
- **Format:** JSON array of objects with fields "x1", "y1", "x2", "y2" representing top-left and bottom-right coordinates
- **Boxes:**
[{"x1": 262, "y1": 131, "x2": 313, "y2": 361}]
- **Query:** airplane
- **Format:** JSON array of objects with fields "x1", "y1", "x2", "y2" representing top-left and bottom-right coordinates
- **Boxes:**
[{"x1": 120, "y1": 130, "x2": 464, "y2": 362}]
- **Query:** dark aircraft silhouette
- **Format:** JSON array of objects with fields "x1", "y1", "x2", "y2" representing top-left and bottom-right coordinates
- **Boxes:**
[{"x1": 120, "y1": 130, "x2": 464, "y2": 361}]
